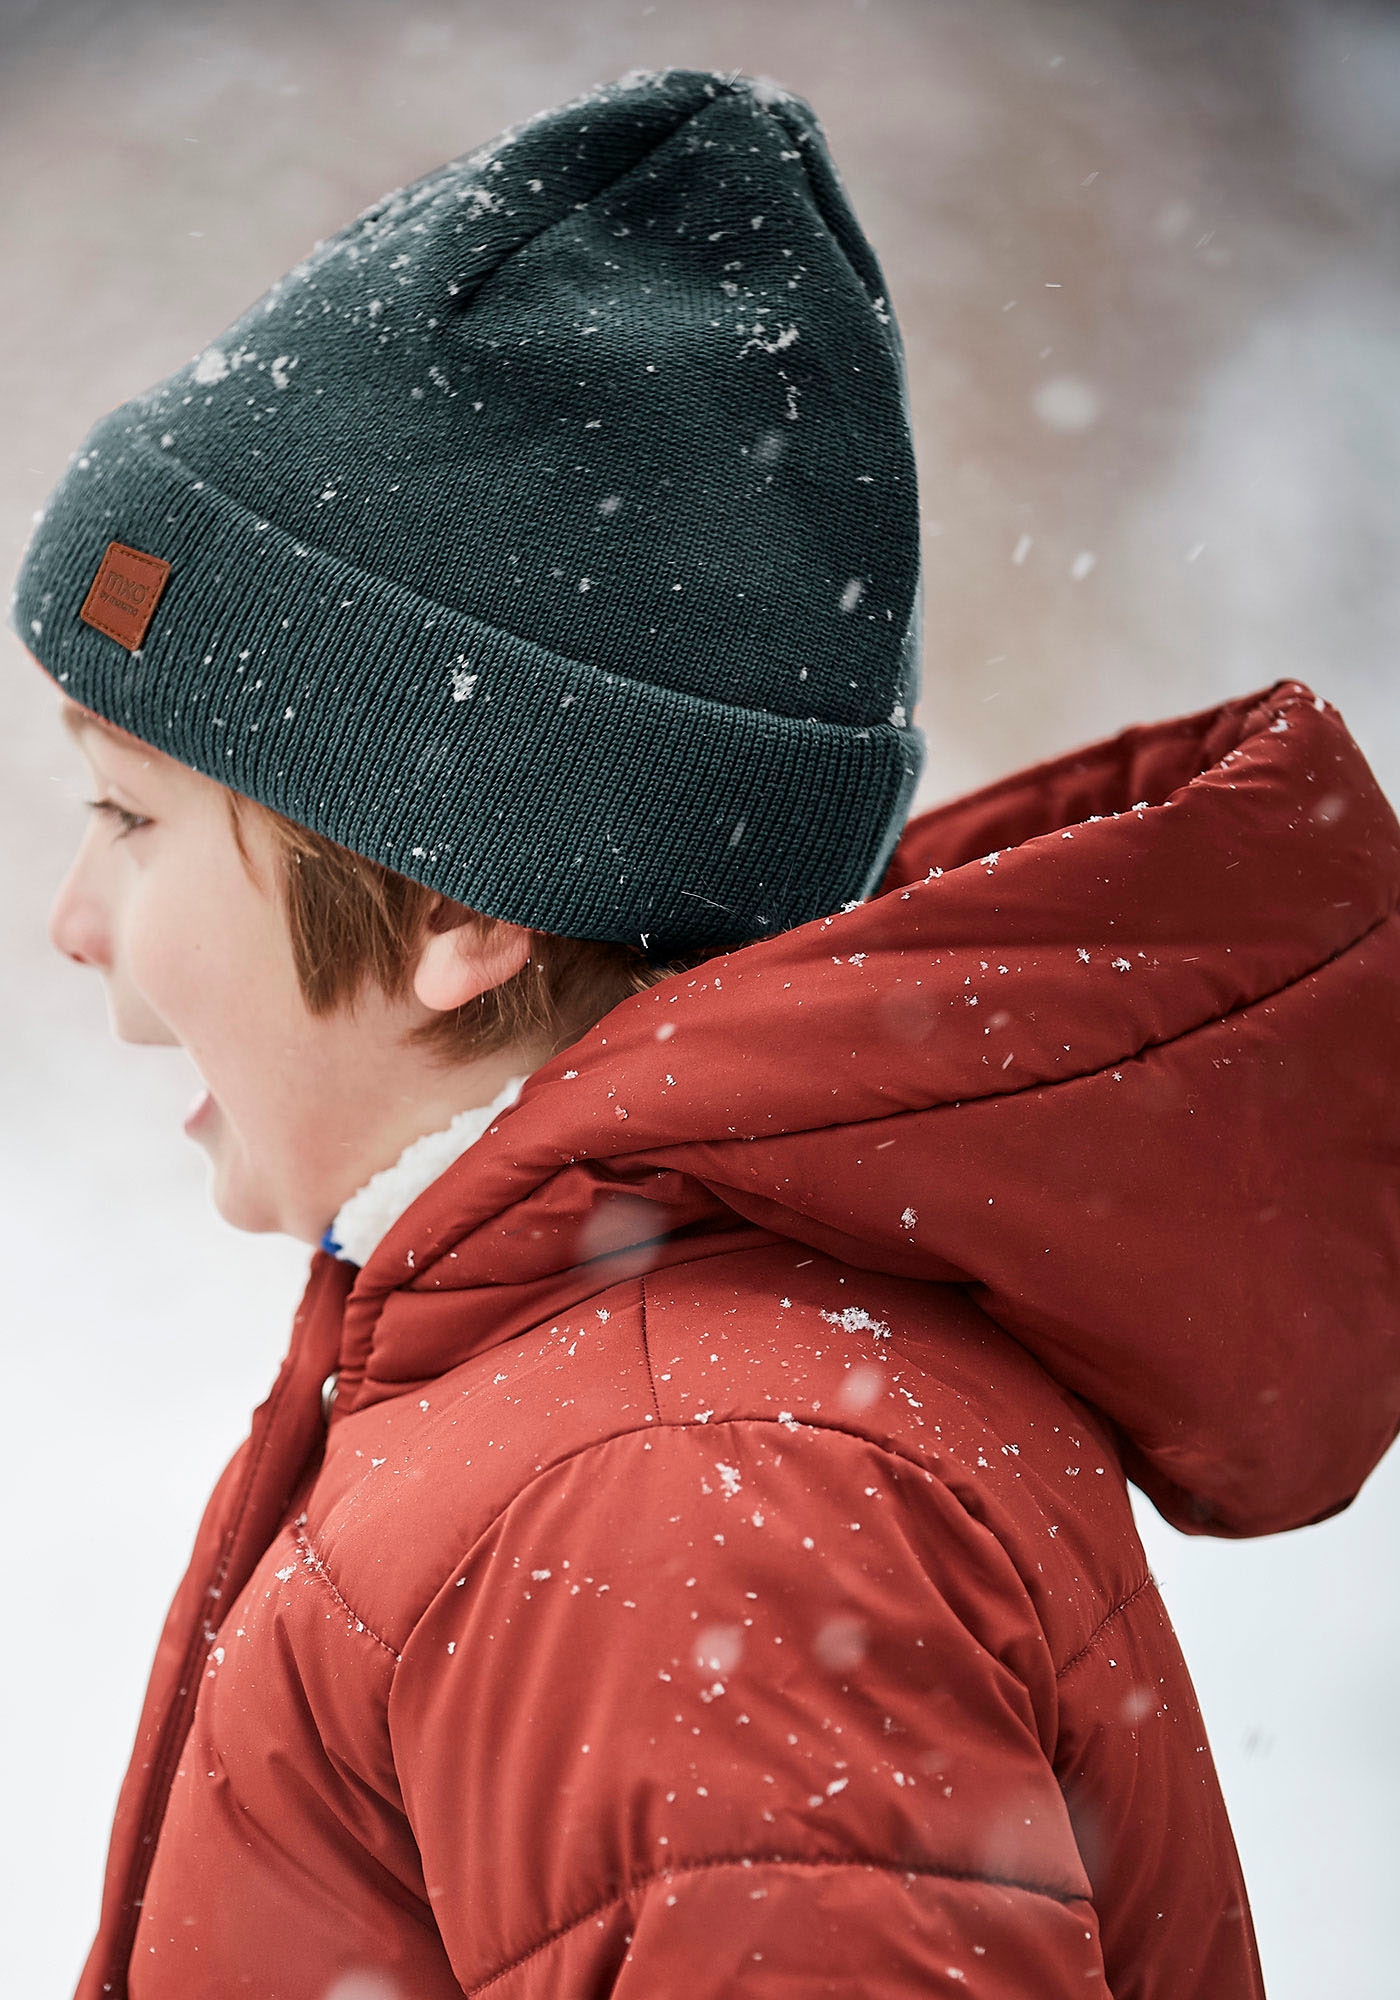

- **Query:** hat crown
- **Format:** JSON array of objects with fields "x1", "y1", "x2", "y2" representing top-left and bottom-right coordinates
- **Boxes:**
[{"x1": 15, "y1": 70, "x2": 923, "y2": 950}]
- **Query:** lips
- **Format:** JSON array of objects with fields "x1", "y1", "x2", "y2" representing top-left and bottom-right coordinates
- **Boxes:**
[{"x1": 183, "y1": 1087, "x2": 216, "y2": 1138}]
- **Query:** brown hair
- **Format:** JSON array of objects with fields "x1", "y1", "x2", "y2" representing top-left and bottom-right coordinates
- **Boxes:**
[{"x1": 227, "y1": 795, "x2": 683, "y2": 1063}]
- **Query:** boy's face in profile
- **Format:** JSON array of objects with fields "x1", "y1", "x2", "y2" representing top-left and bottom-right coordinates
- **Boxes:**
[{"x1": 49, "y1": 698, "x2": 440, "y2": 1243}]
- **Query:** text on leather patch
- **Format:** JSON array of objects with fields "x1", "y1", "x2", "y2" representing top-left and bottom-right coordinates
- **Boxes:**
[{"x1": 79, "y1": 540, "x2": 173, "y2": 651}]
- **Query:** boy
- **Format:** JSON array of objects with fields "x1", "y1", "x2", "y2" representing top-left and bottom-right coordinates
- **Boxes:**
[{"x1": 16, "y1": 67, "x2": 1400, "y2": 2000}]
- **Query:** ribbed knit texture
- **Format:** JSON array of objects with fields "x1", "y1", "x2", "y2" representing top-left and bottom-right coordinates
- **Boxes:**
[{"x1": 13, "y1": 68, "x2": 923, "y2": 951}]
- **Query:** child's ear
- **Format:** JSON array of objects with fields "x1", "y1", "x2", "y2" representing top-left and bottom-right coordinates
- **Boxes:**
[{"x1": 412, "y1": 912, "x2": 532, "y2": 1013}]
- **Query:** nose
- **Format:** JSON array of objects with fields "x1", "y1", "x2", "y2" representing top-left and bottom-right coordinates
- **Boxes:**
[{"x1": 48, "y1": 837, "x2": 112, "y2": 971}]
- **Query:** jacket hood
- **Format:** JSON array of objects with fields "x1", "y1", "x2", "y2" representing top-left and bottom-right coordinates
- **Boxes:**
[{"x1": 343, "y1": 679, "x2": 1400, "y2": 1538}]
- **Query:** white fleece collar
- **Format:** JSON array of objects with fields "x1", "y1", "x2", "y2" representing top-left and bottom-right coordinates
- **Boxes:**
[{"x1": 323, "y1": 1075, "x2": 527, "y2": 1268}]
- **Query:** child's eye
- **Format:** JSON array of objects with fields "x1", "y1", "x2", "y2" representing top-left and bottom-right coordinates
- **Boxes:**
[{"x1": 85, "y1": 797, "x2": 151, "y2": 840}]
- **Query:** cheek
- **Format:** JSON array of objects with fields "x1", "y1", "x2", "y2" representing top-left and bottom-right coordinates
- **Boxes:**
[
  {"x1": 121, "y1": 883, "x2": 220, "y2": 1030},
  {"x1": 122, "y1": 868, "x2": 304, "y2": 1081}
]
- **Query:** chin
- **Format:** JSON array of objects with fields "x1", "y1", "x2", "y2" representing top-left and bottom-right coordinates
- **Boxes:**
[
  {"x1": 205, "y1": 1145, "x2": 290, "y2": 1238},
  {"x1": 210, "y1": 1178, "x2": 283, "y2": 1236},
  {"x1": 195, "y1": 1107, "x2": 320, "y2": 1241}
]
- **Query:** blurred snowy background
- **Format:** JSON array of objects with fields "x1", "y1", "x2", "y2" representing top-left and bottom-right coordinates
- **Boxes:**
[{"x1": 1, "y1": 0, "x2": 1397, "y2": 1991}]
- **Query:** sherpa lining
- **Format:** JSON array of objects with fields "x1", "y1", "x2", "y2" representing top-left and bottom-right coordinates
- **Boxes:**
[{"x1": 327, "y1": 1076, "x2": 527, "y2": 1267}]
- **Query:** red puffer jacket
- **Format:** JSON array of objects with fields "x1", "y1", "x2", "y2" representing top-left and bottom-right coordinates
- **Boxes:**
[{"x1": 81, "y1": 681, "x2": 1399, "y2": 2000}]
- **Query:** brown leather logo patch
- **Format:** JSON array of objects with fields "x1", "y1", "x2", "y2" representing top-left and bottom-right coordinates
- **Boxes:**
[{"x1": 78, "y1": 540, "x2": 172, "y2": 651}]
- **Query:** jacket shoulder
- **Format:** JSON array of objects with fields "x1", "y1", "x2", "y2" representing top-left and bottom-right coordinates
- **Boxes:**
[
  {"x1": 301, "y1": 1240, "x2": 1143, "y2": 1674},
  {"x1": 642, "y1": 1243, "x2": 1148, "y2": 1655}
]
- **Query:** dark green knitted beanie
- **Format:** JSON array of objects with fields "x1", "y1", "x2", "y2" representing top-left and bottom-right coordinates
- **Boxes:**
[{"x1": 14, "y1": 68, "x2": 923, "y2": 952}]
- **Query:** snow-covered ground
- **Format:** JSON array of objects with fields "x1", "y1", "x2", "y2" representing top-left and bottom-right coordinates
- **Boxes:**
[{"x1": 2, "y1": 1, "x2": 1397, "y2": 1992}]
